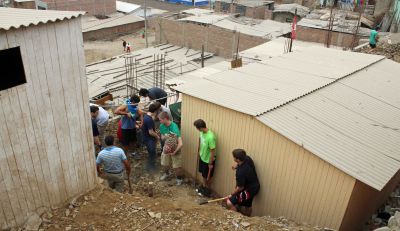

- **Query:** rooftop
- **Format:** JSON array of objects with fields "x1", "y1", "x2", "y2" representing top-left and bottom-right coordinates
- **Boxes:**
[
  {"x1": 0, "y1": 7, "x2": 84, "y2": 30},
  {"x1": 273, "y1": 3, "x2": 310, "y2": 18},
  {"x1": 178, "y1": 15, "x2": 291, "y2": 39},
  {"x1": 174, "y1": 47, "x2": 400, "y2": 191},
  {"x1": 87, "y1": 44, "x2": 223, "y2": 104},
  {"x1": 116, "y1": 1, "x2": 141, "y2": 13},
  {"x1": 217, "y1": 0, "x2": 274, "y2": 7},
  {"x1": 81, "y1": 13, "x2": 143, "y2": 33}
]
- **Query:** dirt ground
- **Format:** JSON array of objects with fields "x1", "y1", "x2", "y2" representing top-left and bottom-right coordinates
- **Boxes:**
[
  {"x1": 84, "y1": 30, "x2": 156, "y2": 65},
  {"x1": 39, "y1": 120, "x2": 320, "y2": 231}
]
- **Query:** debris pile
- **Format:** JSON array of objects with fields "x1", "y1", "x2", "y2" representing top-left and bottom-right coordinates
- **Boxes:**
[
  {"x1": 37, "y1": 185, "x2": 320, "y2": 231},
  {"x1": 359, "y1": 43, "x2": 400, "y2": 63}
]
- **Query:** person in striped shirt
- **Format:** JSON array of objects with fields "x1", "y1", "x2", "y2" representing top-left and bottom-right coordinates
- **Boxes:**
[{"x1": 96, "y1": 135, "x2": 131, "y2": 192}]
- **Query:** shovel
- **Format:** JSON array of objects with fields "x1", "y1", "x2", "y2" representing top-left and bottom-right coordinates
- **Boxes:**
[{"x1": 198, "y1": 197, "x2": 227, "y2": 205}]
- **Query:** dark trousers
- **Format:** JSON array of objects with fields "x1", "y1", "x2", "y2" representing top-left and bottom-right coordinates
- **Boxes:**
[{"x1": 144, "y1": 138, "x2": 157, "y2": 171}]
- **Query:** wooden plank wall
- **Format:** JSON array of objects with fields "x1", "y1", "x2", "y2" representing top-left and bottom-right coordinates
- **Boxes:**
[
  {"x1": 0, "y1": 18, "x2": 96, "y2": 229},
  {"x1": 180, "y1": 95, "x2": 356, "y2": 230}
]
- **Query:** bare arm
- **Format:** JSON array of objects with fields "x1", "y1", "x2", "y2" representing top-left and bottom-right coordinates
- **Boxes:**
[
  {"x1": 94, "y1": 136, "x2": 101, "y2": 146},
  {"x1": 114, "y1": 105, "x2": 129, "y2": 116},
  {"x1": 230, "y1": 186, "x2": 245, "y2": 196},
  {"x1": 123, "y1": 160, "x2": 131, "y2": 176},
  {"x1": 209, "y1": 149, "x2": 215, "y2": 164},
  {"x1": 148, "y1": 129, "x2": 159, "y2": 139},
  {"x1": 172, "y1": 137, "x2": 183, "y2": 155}
]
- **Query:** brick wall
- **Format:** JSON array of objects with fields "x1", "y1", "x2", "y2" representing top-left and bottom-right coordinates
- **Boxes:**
[
  {"x1": 245, "y1": 6, "x2": 267, "y2": 19},
  {"x1": 264, "y1": 9, "x2": 273, "y2": 19},
  {"x1": 296, "y1": 25, "x2": 361, "y2": 48},
  {"x1": 42, "y1": 0, "x2": 116, "y2": 15},
  {"x1": 83, "y1": 21, "x2": 144, "y2": 41},
  {"x1": 155, "y1": 18, "x2": 268, "y2": 58}
]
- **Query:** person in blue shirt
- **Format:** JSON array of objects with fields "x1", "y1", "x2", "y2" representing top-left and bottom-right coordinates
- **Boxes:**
[
  {"x1": 141, "y1": 103, "x2": 160, "y2": 172},
  {"x1": 96, "y1": 135, "x2": 131, "y2": 193},
  {"x1": 114, "y1": 95, "x2": 143, "y2": 157},
  {"x1": 369, "y1": 26, "x2": 380, "y2": 49}
]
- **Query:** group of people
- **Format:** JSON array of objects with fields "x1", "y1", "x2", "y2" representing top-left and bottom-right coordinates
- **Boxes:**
[{"x1": 92, "y1": 87, "x2": 261, "y2": 216}]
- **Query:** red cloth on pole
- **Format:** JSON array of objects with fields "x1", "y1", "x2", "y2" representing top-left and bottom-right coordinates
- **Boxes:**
[{"x1": 291, "y1": 14, "x2": 297, "y2": 39}]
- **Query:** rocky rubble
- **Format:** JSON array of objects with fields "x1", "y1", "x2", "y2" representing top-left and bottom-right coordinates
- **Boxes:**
[
  {"x1": 374, "y1": 212, "x2": 400, "y2": 231},
  {"x1": 358, "y1": 43, "x2": 400, "y2": 63}
]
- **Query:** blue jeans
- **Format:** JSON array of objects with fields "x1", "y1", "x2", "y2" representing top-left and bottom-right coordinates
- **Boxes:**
[{"x1": 144, "y1": 138, "x2": 157, "y2": 171}]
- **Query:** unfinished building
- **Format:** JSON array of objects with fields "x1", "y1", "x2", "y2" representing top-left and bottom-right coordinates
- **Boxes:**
[
  {"x1": 174, "y1": 47, "x2": 400, "y2": 230},
  {"x1": 0, "y1": 8, "x2": 96, "y2": 229},
  {"x1": 214, "y1": 0, "x2": 275, "y2": 19},
  {"x1": 154, "y1": 12, "x2": 291, "y2": 58},
  {"x1": 41, "y1": 0, "x2": 116, "y2": 16}
]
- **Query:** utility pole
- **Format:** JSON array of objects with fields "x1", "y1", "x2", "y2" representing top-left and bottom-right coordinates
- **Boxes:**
[
  {"x1": 351, "y1": 5, "x2": 363, "y2": 50},
  {"x1": 289, "y1": 8, "x2": 297, "y2": 52},
  {"x1": 201, "y1": 45, "x2": 205, "y2": 68},
  {"x1": 144, "y1": 0, "x2": 148, "y2": 48}
]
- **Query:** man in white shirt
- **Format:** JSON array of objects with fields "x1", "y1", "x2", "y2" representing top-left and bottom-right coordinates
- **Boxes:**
[{"x1": 90, "y1": 104, "x2": 110, "y2": 145}]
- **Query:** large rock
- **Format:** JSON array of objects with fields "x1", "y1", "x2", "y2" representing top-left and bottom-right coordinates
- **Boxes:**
[
  {"x1": 24, "y1": 212, "x2": 42, "y2": 231},
  {"x1": 374, "y1": 227, "x2": 390, "y2": 231},
  {"x1": 388, "y1": 212, "x2": 400, "y2": 229}
]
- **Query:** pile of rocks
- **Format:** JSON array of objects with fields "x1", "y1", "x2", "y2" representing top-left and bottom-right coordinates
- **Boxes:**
[
  {"x1": 359, "y1": 43, "x2": 400, "y2": 63},
  {"x1": 375, "y1": 212, "x2": 400, "y2": 231}
]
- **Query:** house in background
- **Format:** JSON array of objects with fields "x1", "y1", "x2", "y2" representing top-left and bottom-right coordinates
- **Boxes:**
[
  {"x1": 174, "y1": 47, "x2": 400, "y2": 230},
  {"x1": 0, "y1": 8, "x2": 96, "y2": 229},
  {"x1": 41, "y1": 0, "x2": 116, "y2": 16},
  {"x1": 272, "y1": 3, "x2": 310, "y2": 22}
]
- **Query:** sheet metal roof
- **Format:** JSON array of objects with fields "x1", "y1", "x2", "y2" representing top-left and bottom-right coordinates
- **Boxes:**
[
  {"x1": 273, "y1": 4, "x2": 310, "y2": 17},
  {"x1": 217, "y1": 0, "x2": 274, "y2": 7},
  {"x1": 174, "y1": 47, "x2": 400, "y2": 190},
  {"x1": 82, "y1": 13, "x2": 143, "y2": 32},
  {"x1": 258, "y1": 59, "x2": 400, "y2": 190},
  {"x1": 175, "y1": 47, "x2": 384, "y2": 116},
  {"x1": 116, "y1": 1, "x2": 141, "y2": 13},
  {"x1": 0, "y1": 7, "x2": 84, "y2": 30},
  {"x1": 181, "y1": 8, "x2": 214, "y2": 15}
]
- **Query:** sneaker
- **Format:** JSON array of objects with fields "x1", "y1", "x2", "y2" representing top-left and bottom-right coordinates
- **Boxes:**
[
  {"x1": 176, "y1": 179, "x2": 183, "y2": 186},
  {"x1": 159, "y1": 172, "x2": 171, "y2": 181}
]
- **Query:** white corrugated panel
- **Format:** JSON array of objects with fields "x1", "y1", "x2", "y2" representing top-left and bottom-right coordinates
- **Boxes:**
[
  {"x1": 257, "y1": 59, "x2": 400, "y2": 190},
  {"x1": 116, "y1": 1, "x2": 141, "y2": 13},
  {"x1": 174, "y1": 47, "x2": 384, "y2": 116},
  {"x1": 0, "y1": 7, "x2": 84, "y2": 30}
]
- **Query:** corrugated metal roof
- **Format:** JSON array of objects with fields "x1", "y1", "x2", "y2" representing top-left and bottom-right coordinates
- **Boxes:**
[
  {"x1": 116, "y1": 1, "x2": 141, "y2": 13},
  {"x1": 181, "y1": 8, "x2": 214, "y2": 15},
  {"x1": 174, "y1": 47, "x2": 384, "y2": 116},
  {"x1": 273, "y1": 4, "x2": 310, "y2": 17},
  {"x1": 257, "y1": 59, "x2": 400, "y2": 190},
  {"x1": 82, "y1": 13, "x2": 143, "y2": 32},
  {"x1": 175, "y1": 47, "x2": 400, "y2": 190},
  {"x1": 0, "y1": 7, "x2": 84, "y2": 30}
]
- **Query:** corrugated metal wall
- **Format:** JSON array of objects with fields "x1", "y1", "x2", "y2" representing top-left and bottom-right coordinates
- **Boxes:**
[
  {"x1": 180, "y1": 95, "x2": 356, "y2": 229},
  {"x1": 0, "y1": 19, "x2": 96, "y2": 229}
]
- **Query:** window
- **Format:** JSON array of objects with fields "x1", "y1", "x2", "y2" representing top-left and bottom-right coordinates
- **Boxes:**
[{"x1": 0, "y1": 47, "x2": 27, "y2": 91}]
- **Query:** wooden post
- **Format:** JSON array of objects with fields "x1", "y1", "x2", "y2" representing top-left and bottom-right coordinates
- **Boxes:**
[{"x1": 201, "y1": 45, "x2": 205, "y2": 68}]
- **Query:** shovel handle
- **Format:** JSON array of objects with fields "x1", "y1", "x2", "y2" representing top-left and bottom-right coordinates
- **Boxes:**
[{"x1": 200, "y1": 197, "x2": 227, "y2": 205}]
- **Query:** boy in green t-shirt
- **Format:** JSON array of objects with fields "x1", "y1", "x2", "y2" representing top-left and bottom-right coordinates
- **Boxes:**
[
  {"x1": 193, "y1": 119, "x2": 216, "y2": 197},
  {"x1": 159, "y1": 112, "x2": 184, "y2": 185}
]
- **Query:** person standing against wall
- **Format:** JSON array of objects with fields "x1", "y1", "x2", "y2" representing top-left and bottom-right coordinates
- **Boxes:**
[
  {"x1": 226, "y1": 149, "x2": 260, "y2": 217},
  {"x1": 193, "y1": 119, "x2": 216, "y2": 197},
  {"x1": 142, "y1": 103, "x2": 160, "y2": 172}
]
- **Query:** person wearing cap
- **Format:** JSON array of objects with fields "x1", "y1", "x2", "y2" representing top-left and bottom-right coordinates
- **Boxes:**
[{"x1": 114, "y1": 95, "x2": 142, "y2": 157}]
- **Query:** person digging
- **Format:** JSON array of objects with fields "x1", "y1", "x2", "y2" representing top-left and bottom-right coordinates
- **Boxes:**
[
  {"x1": 226, "y1": 149, "x2": 260, "y2": 217},
  {"x1": 158, "y1": 111, "x2": 184, "y2": 185},
  {"x1": 193, "y1": 119, "x2": 216, "y2": 197},
  {"x1": 96, "y1": 135, "x2": 131, "y2": 193}
]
